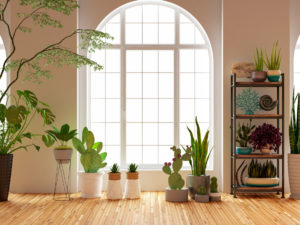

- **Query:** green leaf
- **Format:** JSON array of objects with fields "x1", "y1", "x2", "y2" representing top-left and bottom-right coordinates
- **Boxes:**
[{"x1": 72, "y1": 137, "x2": 85, "y2": 154}]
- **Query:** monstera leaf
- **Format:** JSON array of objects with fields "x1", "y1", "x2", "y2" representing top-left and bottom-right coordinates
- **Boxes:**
[
  {"x1": 6, "y1": 105, "x2": 27, "y2": 124},
  {"x1": 17, "y1": 90, "x2": 38, "y2": 108}
]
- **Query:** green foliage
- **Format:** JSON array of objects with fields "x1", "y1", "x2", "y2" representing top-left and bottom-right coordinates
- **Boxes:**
[
  {"x1": 72, "y1": 127, "x2": 107, "y2": 173},
  {"x1": 0, "y1": 90, "x2": 55, "y2": 154},
  {"x1": 128, "y1": 163, "x2": 138, "y2": 173},
  {"x1": 290, "y1": 90, "x2": 300, "y2": 154},
  {"x1": 253, "y1": 48, "x2": 264, "y2": 71},
  {"x1": 236, "y1": 88, "x2": 261, "y2": 115},
  {"x1": 162, "y1": 146, "x2": 192, "y2": 190},
  {"x1": 248, "y1": 160, "x2": 276, "y2": 178},
  {"x1": 110, "y1": 163, "x2": 120, "y2": 173},
  {"x1": 210, "y1": 176, "x2": 218, "y2": 193},
  {"x1": 42, "y1": 124, "x2": 77, "y2": 148},
  {"x1": 197, "y1": 186, "x2": 207, "y2": 195},
  {"x1": 182, "y1": 117, "x2": 212, "y2": 176},
  {"x1": 264, "y1": 41, "x2": 281, "y2": 70},
  {"x1": 236, "y1": 120, "x2": 255, "y2": 147}
]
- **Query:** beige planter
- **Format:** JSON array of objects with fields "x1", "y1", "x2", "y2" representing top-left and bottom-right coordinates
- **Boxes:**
[
  {"x1": 78, "y1": 172, "x2": 104, "y2": 198},
  {"x1": 53, "y1": 148, "x2": 73, "y2": 164},
  {"x1": 267, "y1": 70, "x2": 281, "y2": 76},
  {"x1": 288, "y1": 154, "x2": 300, "y2": 199}
]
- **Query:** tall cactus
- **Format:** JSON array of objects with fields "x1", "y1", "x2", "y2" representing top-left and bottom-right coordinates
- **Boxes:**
[
  {"x1": 210, "y1": 176, "x2": 218, "y2": 193},
  {"x1": 72, "y1": 127, "x2": 107, "y2": 173},
  {"x1": 162, "y1": 146, "x2": 192, "y2": 190},
  {"x1": 289, "y1": 90, "x2": 300, "y2": 154}
]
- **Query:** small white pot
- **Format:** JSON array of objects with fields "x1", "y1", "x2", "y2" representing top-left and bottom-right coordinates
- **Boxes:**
[
  {"x1": 288, "y1": 154, "x2": 300, "y2": 199},
  {"x1": 78, "y1": 172, "x2": 104, "y2": 198},
  {"x1": 124, "y1": 179, "x2": 141, "y2": 199},
  {"x1": 267, "y1": 70, "x2": 281, "y2": 76},
  {"x1": 107, "y1": 180, "x2": 123, "y2": 200}
]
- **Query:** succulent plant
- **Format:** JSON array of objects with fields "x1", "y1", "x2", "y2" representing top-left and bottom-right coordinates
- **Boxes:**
[
  {"x1": 289, "y1": 90, "x2": 300, "y2": 154},
  {"x1": 236, "y1": 121, "x2": 255, "y2": 147},
  {"x1": 197, "y1": 186, "x2": 207, "y2": 195},
  {"x1": 248, "y1": 160, "x2": 276, "y2": 178},
  {"x1": 253, "y1": 48, "x2": 264, "y2": 71},
  {"x1": 162, "y1": 146, "x2": 192, "y2": 190},
  {"x1": 210, "y1": 176, "x2": 218, "y2": 193},
  {"x1": 128, "y1": 163, "x2": 138, "y2": 173},
  {"x1": 110, "y1": 163, "x2": 120, "y2": 173},
  {"x1": 72, "y1": 127, "x2": 107, "y2": 173},
  {"x1": 264, "y1": 41, "x2": 281, "y2": 70}
]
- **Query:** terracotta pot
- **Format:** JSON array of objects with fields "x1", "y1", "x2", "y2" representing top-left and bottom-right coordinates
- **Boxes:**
[
  {"x1": 288, "y1": 154, "x2": 300, "y2": 199},
  {"x1": 109, "y1": 172, "x2": 121, "y2": 180},
  {"x1": 127, "y1": 172, "x2": 139, "y2": 179},
  {"x1": 251, "y1": 71, "x2": 267, "y2": 82},
  {"x1": 267, "y1": 70, "x2": 281, "y2": 76}
]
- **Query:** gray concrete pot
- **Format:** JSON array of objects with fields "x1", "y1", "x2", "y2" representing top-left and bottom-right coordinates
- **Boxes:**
[
  {"x1": 53, "y1": 148, "x2": 73, "y2": 164},
  {"x1": 165, "y1": 188, "x2": 188, "y2": 202},
  {"x1": 186, "y1": 174, "x2": 210, "y2": 199},
  {"x1": 195, "y1": 194, "x2": 209, "y2": 203},
  {"x1": 209, "y1": 192, "x2": 221, "y2": 202}
]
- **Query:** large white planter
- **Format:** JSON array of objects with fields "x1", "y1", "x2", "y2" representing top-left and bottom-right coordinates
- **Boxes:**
[
  {"x1": 107, "y1": 180, "x2": 123, "y2": 200},
  {"x1": 288, "y1": 154, "x2": 300, "y2": 199},
  {"x1": 78, "y1": 172, "x2": 104, "y2": 198}
]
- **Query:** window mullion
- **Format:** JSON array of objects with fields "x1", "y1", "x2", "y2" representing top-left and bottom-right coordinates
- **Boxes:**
[
  {"x1": 121, "y1": 9, "x2": 126, "y2": 169},
  {"x1": 174, "y1": 9, "x2": 180, "y2": 147}
]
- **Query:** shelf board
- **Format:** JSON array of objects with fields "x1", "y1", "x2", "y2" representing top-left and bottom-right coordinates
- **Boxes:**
[
  {"x1": 235, "y1": 114, "x2": 283, "y2": 119},
  {"x1": 236, "y1": 186, "x2": 282, "y2": 192},
  {"x1": 234, "y1": 82, "x2": 282, "y2": 87},
  {"x1": 235, "y1": 154, "x2": 283, "y2": 159}
]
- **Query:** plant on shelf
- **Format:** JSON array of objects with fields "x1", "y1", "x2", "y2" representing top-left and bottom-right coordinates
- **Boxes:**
[
  {"x1": 236, "y1": 88, "x2": 261, "y2": 115},
  {"x1": 107, "y1": 163, "x2": 122, "y2": 200},
  {"x1": 209, "y1": 176, "x2": 221, "y2": 201},
  {"x1": 288, "y1": 90, "x2": 300, "y2": 199},
  {"x1": 235, "y1": 120, "x2": 255, "y2": 154},
  {"x1": 72, "y1": 127, "x2": 107, "y2": 198},
  {"x1": 162, "y1": 146, "x2": 191, "y2": 202},
  {"x1": 125, "y1": 163, "x2": 141, "y2": 199},
  {"x1": 249, "y1": 123, "x2": 282, "y2": 154},
  {"x1": 195, "y1": 186, "x2": 209, "y2": 203},
  {"x1": 42, "y1": 124, "x2": 77, "y2": 163},
  {"x1": 264, "y1": 41, "x2": 282, "y2": 82},
  {"x1": 252, "y1": 48, "x2": 267, "y2": 82}
]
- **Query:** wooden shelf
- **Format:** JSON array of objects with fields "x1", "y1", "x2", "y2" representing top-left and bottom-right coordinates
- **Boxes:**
[
  {"x1": 235, "y1": 114, "x2": 283, "y2": 119},
  {"x1": 234, "y1": 82, "x2": 282, "y2": 87},
  {"x1": 235, "y1": 154, "x2": 283, "y2": 159},
  {"x1": 236, "y1": 186, "x2": 282, "y2": 192}
]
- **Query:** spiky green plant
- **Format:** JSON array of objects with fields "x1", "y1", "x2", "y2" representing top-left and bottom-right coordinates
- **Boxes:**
[
  {"x1": 110, "y1": 163, "x2": 120, "y2": 173},
  {"x1": 248, "y1": 160, "x2": 276, "y2": 178},
  {"x1": 162, "y1": 146, "x2": 192, "y2": 190},
  {"x1": 197, "y1": 186, "x2": 207, "y2": 195},
  {"x1": 264, "y1": 41, "x2": 281, "y2": 70},
  {"x1": 253, "y1": 48, "x2": 264, "y2": 71},
  {"x1": 236, "y1": 120, "x2": 255, "y2": 147},
  {"x1": 289, "y1": 90, "x2": 300, "y2": 154},
  {"x1": 210, "y1": 176, "x2": 218, "y2": 193},
  {"x1": 183, "y1": 117, "x2": 212, "y2": 176},
  {"x1": 128, "y1": 163, "x2": 138, "y2": 173},
  {"x1": 72, "y1": 127, "x2": 107, "y2": 173}
]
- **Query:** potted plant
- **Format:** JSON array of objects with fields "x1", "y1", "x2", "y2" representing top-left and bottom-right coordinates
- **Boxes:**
[
  {"x1": 42, "y1": 124, "x2": 77, "y2": 164},
  {"x1": 209, "y1": 176, "x2": 221, "y2": 201},
  {"x1": 195, "y1": 186, "x2": 209, "y2": 203},
  {"x1": 236, "y1": 121, "x2": 255, "y2": 154},
  {"x1": 288, "y1": 91, "x2": 300, "y2": 199},
  {"x1": 184, "y1": 117, "x2": 212, "y2": 199},
  {"x1": 162, "y1": 146, "x2": 192, "y2": 202},
  {"x1": 72, "y1": 127, "x2": 107, "y2": 198},
  {"x1": 249, "y1": 123, "x2": 282, "y2": 154},
  {"x1": 107, "y1": 163, "x2": 123, "y2": 200},
  {"x1": 264, "y1": 41, "x2": 282, "y2": 82},
  {"x1": 245, "y1": 160, "x2": 279, "y2": 187},
  {"x1": 252, "y1": 48, "x2": 267, "y2": 82},
  {"x1": 124, "y1": 163, "x2": 141, "y2": 199},
  {"x1": 0, "y1": 90, "x2": 55, "y2": 201}
]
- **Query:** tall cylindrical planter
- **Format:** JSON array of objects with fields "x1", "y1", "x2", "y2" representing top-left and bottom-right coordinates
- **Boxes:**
[
  {"x1": 78, "y1": 172, "x2": 104, "y2": 198},
  {"x1": 124, "y1": 172, "x2": 141, "y2": 199},
  {"x1": 0, "y1": 154, "x2": 13, "y2": 202},
  {"x1": 107, "y1": 173, "x2": 123, "y2": 200},
  {"x1": 186, "y1": 174, "x2": 210, "y2": 199},
  {"x1": 288, "y1": 154, "x2": 300, "y2": 199}
]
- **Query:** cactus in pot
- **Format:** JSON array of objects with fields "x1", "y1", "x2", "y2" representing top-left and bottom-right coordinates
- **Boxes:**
[
  {"x1": 209, "y1": 176, "x2": 221, "y2": 201},
  {"x1": 195, "y1": 186, "x2": 209, "y2": 203}
]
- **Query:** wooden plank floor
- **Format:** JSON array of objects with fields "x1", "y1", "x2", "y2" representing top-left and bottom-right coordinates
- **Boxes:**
[{"x1": 0, "y1": 192, "x2": 300, "y2": 225}]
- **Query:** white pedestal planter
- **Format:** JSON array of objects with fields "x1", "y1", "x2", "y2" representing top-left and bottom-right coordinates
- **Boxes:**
[
  {"x1": 107, "y1": 173, "x2": 123, "y2": 200},
  {"x1": 78, "y1": 172, "x2": 104, "y2": 198},
  {"x1": 124, "y1": 172, "x2": 141, "y2": 199},
  {"x1": 288, "y1": 154, "x2": 300, "y2": 199}
]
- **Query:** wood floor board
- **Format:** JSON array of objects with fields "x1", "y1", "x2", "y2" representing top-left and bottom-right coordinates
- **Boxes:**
[{"x1": 0, "y1": 192, "x2": 300, "y2": 225}]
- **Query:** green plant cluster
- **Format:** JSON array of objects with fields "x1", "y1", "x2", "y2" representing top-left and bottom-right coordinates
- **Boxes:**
[
  {"x1": 128, "y1": 163, "x2": 138, "y2": 173},
  {"x1": 265, "y1": 41, "x2": 281, "y2": 70},
  {"x1": 197, "y1": 186, "x2": 207, "y2": 195},
  {"x1": 210, "y1": 176, "x2": 218, "y2": 193},
  {"x1": 236, "y1": 121, "x2": 255, "y2": 147},
  {"x1": 253, "y1": 48, "x2": 264, "y2": 71},
  {"x1": 110, "y1": 163, "x2": 120, "y2": 173},
  {"x1": 42, "y1": 124, "x2": 76, "y2": 148},
  {"x1": 248, "y1": 160, "x2": 276, "y2": 178},
  {"x1": 289, "y1": 90, "x2": 300, "y2": 154}
]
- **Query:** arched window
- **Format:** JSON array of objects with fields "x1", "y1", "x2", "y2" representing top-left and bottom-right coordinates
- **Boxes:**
[
  {"x1": 0, "y1": 36, "x2": 7, "y2": 96},
  {"x1": 294, "y1": 37, "x2": 300, "y2": 95},
  {"x1": 87, "y1": 1, "x2": 213, "y2": 169}
]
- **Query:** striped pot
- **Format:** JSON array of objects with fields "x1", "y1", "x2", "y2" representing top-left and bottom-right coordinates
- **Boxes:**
[{"x1": 288, "y1": 154, "x2": 300, "y2": 199}]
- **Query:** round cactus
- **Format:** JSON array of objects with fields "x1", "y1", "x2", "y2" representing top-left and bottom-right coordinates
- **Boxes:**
[{"x1": 197, "y1": 186, "x2": 207, "y2": 195}]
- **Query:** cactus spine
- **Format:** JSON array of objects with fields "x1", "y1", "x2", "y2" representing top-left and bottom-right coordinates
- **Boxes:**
[
  {"x1": 162, "y1": 146, "x2": 192, "y2": 190},
  {"x1": 210, "y1": 176, "x2": 218, "y2": 193}
]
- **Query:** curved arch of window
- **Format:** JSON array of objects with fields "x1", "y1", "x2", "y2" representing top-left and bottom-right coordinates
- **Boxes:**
[
  {"x1": 0, "y1": 36, "x2": 7, "y2": 98},
  {"x1": 294, "y1": 37, "x2": 300, "y2": 95},
  {"x1": 87, "y1": 1, "x2": 213, "y2": 169}
]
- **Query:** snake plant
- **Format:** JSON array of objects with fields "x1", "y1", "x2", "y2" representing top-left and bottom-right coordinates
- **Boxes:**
[
  {"x1": 264, "y1": 41, "x2": 281, "y2": 70},
  {"x1": 289, "y1": 90, "x2": 300, "y2": 154}
]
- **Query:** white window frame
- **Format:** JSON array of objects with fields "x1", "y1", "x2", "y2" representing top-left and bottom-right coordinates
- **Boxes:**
[{"x1": 0, "y1": 35, "x2": 8, "y2": 94}]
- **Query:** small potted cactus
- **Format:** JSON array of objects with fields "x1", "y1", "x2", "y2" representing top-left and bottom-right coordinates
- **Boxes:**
[
  {"x1": 195, "y1": 186, "x2": 209, "y2": 203},
  {"x1": 107, "y1": 163, "x2": 123, "y2": 200},
  {"x1": 72, "y1": 127, "x2": 107, "y2": 198},
  {"x1": 124, "y1": 163, "x2": 140, "y2": 199},
  {"x1": 162, "y1": 146, "x2": 192, "y2": 202},
  {"x1": 209, "y1": 176, "x2": 221, "y2": 201}
]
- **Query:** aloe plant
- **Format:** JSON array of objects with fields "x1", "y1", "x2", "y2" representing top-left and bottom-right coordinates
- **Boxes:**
[
  {"x1": 264, "y1": 41, "x2": 281, "y2": 70},
  {"x1": 236, "y1": 121, "x2": 255, "y2": 147},
  {"x1": 72, "y1": 127, "x2": 107, "y2": 173},
  {"x1": 289, "y1": 90, "x2": 300, "y2": 154},
  {"x1": 110, "y1": 163, "x2": 120, "y2": 173},
  {"x1": 128, "y1": 163, "x2": 138, "y2": 173},
  {"x1": 253, "y1": 48, "x2": 264, "y2": 71}
]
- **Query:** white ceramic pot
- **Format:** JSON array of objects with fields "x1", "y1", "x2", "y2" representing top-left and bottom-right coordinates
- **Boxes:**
[
  {"x1": 288, "y1": 154, "x2": 300, "y2": 199},
  {"x1": 245, "y1": 177, "x2": 279, "y2": 186},
  {"x1": 78, "y1": 172, "x2": 104, "y2": 198},
  {"x1": 107, "y1": 180, "x2": 123, "y2": 200},
  {"x1": 124, "y1": 179, "x2": 141, "y2": 199},
  {"x1": 267, "y1": 70, "x2": 281, "y2": 76}
]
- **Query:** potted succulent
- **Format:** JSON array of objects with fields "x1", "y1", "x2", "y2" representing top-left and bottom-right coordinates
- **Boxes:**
[
  {"x1": 195, "y1": 186, "x2": 209, "y2": 203},
  {"x1": 265, "y1": 41, "x2": 282, "y2": 82},
  {"x1": 42, "y1": 124, "x2": 77, "y2": 164},
  {"x1": 249, "y1": 123, "x2": 282, "y2": 154},
  {"x1": 245, "y1": 160, "x2": 279, "y2": 187},
  {"x1": 252, "y1": 48, "x2": 267, "y2": 82},
  {"x1": 124, "y1": 163, "x2": 141, "y2": 199},
  {"x1": 72, "y1": 127, "x2": 107, "y2": 198},
  {"x1": 107, "y1": 163, "x2": 123, "y2": 200},
  {"x1": 162, "y1": 146, "x2": 192, "y2": 202},
  {"x1": 209, "y1": 176, "x2": 221, "y2": 201},
  {"x1": 236, "y1": 121, "x2": 255, "y2": 154},
  {"x1": 288, "y1": 91, "x2": 300, "y2": 199},
  {"x1": 184, "y1": 117, "x2": 212, "y2": 199}
]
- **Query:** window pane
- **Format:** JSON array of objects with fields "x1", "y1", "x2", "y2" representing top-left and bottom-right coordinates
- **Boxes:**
[
  {"x1": 91, "y1": 99, "x2": 105, "y2": 122},
  {"x1": 143, "y1": 99, "x2": 158, "y2": 122},
  {"x1": 127, "y1": 146, "x2": 142, "y2": 164},
  {"x1": 159, "y1": 73, "x2": 174, "y2": 98},
  {"x1": 90, "y1": 49, "x2": 105, "y2": 67},
  {"x1": 295, "y1": 50, "x2": 300, "y2": 72},
  {"x1": 159, "y1": 99, "x2": 173, "y2": 122},
  {"x1": 180, "y1": 123, "x2": 194, "y2": 146},
  {"x1": 180, "y1": 73, "x2": 195, "y2": 98},
  {"x1": 159, "y1": 6, "x2": 174, "y2": 22},
  {"x1": 143, "y1": 146, "x2": 158, "y2": 164},
  {"x1": 159, "y1": 123, "x2": 174, "y2": 145},
  {"x1": 126, "y1": 124, "x2": 142, "y2": 145},
  {"x1": 143, "y1": 24, "x2": 158, "y2": 44},
  {"x1": 159, "y1": 51, "x2": 173, "y2": 72},
  {"x1": 91, "y1": 123, "x2": 105, "y2": 141},
  {"x1": 126, "y1": 6, "x2": 142, "y2": 22},
  {"x1": 105, "y1": 23, "x2": 120, "y2": 44},
  {"x1": 143, "y1": 51, "x2": 158, "y2": 72},
  {"x1": 91, "y1": 73, "x2": 105, "y2": 98},
  {"x1": 126, "y1": 24, "x2": 142, "y2": 44},
  {"x1": 180, "y1": 24, "x2": 194, "y2": 44},
  {"x1": 143, "y1": 5, "x2": 158, "y2": 22},
  {"x1": 180, "y1": 99, "x2": 194, "y2": 122},
  {"x1": 106, "y1": 99, "x2": 120, "y2": 122},
  {"x1": 106, "y1": 50, "x2": 120, "y2": 72},
  {"x1": 195, "y1": 29, "x2": 205, "y2": 44},
  {"x1": 106, "y1": 123, "x2": 120, "y2": 145},
  {"x1": 126, "y1": 99, "x2": 142, "y2": 122},
  {"x1": 109, "y1": 14, "x2": 120, "y2": 23},
  {"x1": 106, "y1": 73, "x2": 120, "y2": 98},
  {"x1": 195, "y1": 99, "x2": 209, "y2": 122},
  {"x1": 195, "y1": 73, "x2": 209, "y2": 98},
  {"x1": 195, "y1": 49, "x2": 209, "y2": 72},
  {"x1": 127, "y1": 51, "x2": 142, "y2": 72},
  {"x1": 143, "y1": 73, "x2": 158, "y2": 98},
  {"x1": 180, "y1": 50, "x2": 194, "y2": 72},
  {"x1": 127, "y1": 73, "x2": 142, "y2": 98},
  {"x1": 159, "y1": 24, "x2": 174, "y2": 44},
  {"x1": 159, "y1": 146, "x2": 173, "y2": 164},
  {"x1": 180, "y1": 14, "x2": 190, "y2": 23},
  {"x1": 143, "y1": 123, "x2": 158, "y2": 145},
  {"x1": 106, "y1": 146, "x2": 120, "y2": 165}
]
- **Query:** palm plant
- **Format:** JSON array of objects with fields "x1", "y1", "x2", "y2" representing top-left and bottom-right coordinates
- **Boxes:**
[
  {"x1": 264, "y1": 41, "x2": 281, "y2": 70},
  {"x1": 289, "y1": 90, "x2": 300, "y2": 154}
]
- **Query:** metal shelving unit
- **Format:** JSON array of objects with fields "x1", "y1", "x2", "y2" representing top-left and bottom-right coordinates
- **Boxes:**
[{"x1": 230, "y1": 73, "x2": 285, "y2": 198}]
